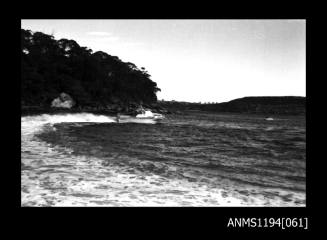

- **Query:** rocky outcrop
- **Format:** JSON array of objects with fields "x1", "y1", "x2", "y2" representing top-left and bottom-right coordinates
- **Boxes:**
[
  {"x1": 51, "y1": 93, "x2": 75, "y2": 109},
  {"x1": 23, "y1": 93, "x2": 169, "y2": 116}
]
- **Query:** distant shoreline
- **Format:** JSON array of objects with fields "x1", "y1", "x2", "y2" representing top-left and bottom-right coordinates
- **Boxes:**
[
  {"x1": 158, "y1": 96, "x2": 305, "y2": 116},
  {"x1": 21, "y1": 106, "x2": 118, "y2": 117},
  {"x1": 21, "y1": 107, "x2": 305, "y2": 118},
  {"x1": 21, "y1": 96, "x2": 305, "y2": 117}
]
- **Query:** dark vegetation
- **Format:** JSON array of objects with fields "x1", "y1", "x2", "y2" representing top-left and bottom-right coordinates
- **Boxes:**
[
  {"x1": 21, "y1": 29, "x2": 305, "y2": 116},
  {"x1": 21, "y1": 29, "x2": 160, "y2": 113}
]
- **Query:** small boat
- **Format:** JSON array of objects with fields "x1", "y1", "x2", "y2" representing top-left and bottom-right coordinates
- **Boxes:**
[
  {"x1": 117, "y1": 110, "x2": 164, "y2": 123},
  {"x1": 136, "y1": 110, "x2": 164, "y2": 120},
  {"x1": 265, "y1": 117, "x2": 274, "y2": 121}
]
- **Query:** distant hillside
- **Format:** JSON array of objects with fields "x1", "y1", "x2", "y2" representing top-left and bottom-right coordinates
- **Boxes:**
[{"x1": 159, "y1": 96, "x2": 306, "y2": 115}]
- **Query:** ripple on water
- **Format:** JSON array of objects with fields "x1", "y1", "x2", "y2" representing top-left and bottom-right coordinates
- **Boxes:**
[{"x1": 21, "y1": 113, "x2": 305, "y2": 206}]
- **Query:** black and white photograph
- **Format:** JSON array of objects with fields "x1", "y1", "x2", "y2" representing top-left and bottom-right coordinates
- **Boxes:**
[{"x1": 21, "y1": 19, "x2": 306, "y2": 207}]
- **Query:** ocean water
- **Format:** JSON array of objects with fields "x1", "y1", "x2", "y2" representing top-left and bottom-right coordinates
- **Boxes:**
[{"x1": 21, "y1": 111, "x2": 306, "y2": 206}]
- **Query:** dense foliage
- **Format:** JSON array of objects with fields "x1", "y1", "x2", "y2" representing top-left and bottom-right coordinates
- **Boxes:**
[{"x1": 21, "y1": 29, "x2": 160, "y2": 108}]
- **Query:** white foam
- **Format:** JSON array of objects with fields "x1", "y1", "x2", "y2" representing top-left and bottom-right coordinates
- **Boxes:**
[
  {"x1": 22, "y1": 113, "x2": 116, "y2": 127},
  {"x1": 21, "y1": 113, "x2": 305, "y2": 207}
]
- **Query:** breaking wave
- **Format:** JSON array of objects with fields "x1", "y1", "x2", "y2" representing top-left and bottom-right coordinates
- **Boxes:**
[{"x1": 21, "y1": 113, "x2": 305, "y2": 206}]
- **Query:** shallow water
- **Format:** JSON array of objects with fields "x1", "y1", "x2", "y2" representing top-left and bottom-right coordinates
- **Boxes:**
[{"x1": 21, "y1": 112, "x2": 305, "y2": 206}]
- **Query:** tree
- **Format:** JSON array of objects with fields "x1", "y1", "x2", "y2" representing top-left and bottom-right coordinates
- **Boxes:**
[{"x1": 21, "y1": 28, "x2": 161, "y2": 108}]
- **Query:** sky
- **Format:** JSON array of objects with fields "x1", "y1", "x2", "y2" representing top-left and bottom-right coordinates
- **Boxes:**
[{"x1": 21, "y1": 20, "x2": 306, "y2": 103}]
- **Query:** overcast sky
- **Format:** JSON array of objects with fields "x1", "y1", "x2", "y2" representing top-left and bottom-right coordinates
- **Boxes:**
[{"x1": 21, "y1": 19, "x2": 306, "y2": 103}]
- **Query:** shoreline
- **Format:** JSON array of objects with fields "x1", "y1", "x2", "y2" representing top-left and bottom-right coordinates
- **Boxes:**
[
  {"x1": 20, "y1": 114, "x2": 247, "y2": 206},
  {"x1": 21, "y1": 106, "x2": 126, "y2": 117},
  {"x1": 21, "y1": 104, "x2": 170, "y2": 117},
  {"x1": 21, "y1": 106, "x2": 305, "y2": 119}
]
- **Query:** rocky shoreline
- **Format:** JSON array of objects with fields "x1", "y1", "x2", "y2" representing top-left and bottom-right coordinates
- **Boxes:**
[
  {"x1": 21, "y1": 94, "x2": 305, "y2": 117},
  {"x1": 21, "y1": 92, "x2": 171, "y2": 116},
  {"x1": 21, "y1": 103, "x2": 170, "y2": 117}
]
